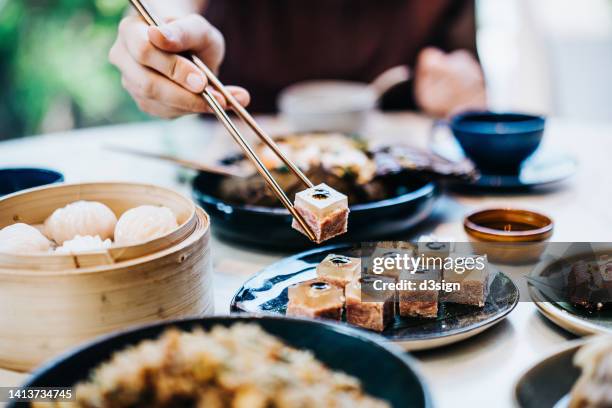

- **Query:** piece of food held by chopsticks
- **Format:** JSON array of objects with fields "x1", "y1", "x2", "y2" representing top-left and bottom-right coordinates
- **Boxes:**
[{"x1": 291, "y1": 183, "x2": 349, "y2": 244}]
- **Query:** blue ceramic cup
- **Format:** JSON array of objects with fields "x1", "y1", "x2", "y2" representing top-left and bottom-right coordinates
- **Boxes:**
[
  {"x1": 0, "y1": 168, "x2": 64, "y2": 196},
  {"x1": 446, "y1": 111, "x2": 546, "y2": 174}
]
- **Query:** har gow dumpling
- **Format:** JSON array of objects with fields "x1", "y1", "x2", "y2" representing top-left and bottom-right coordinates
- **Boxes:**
[
  {"x1": 114, "y1": 205, "x2": 178, "y2": 246},
  {"x1": 0, "y1": 223, "x2": 52, "y2": 254},
  {"x1": 44, "y1": 201, "x2": 117, "y2": 245},
  {"x1": 55, "y1": 235, "x2": 112, "y2": 254}
]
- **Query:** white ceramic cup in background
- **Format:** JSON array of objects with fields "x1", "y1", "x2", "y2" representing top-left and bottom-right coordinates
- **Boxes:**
[
  {"x1": 278, "y1": 80, "x2": 376, "y2": 134},
  {"x1": 278, "y1": 66, "x2": 410, "y2": 134}
]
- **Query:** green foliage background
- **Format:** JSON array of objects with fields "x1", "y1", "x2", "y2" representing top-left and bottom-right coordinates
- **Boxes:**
[{"x1": 0, "y1": 0, "x2": 147, "y2": 140}]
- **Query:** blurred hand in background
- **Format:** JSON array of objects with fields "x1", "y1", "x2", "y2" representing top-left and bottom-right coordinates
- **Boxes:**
[
  {"x1": 109, "y1": 14, "x2": 249, "y2": 119},
  {"x1": 414, "y1": 47, "x2": 487, "y2": 118},
  {"x1": 109, "y1": 1, "x2": 484, "y2": 121}
]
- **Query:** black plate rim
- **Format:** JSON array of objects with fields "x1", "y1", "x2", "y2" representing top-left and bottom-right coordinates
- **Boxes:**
[
  {"x1": 192, "y1": 175, "x2": 438, "y2": 215},
  {"x1": 231, "y1": 244, "x2": 520, "y2": 342},
  {"x1": 513, "y1": 339, "x2": 585, "y2": 408},
  {"x1": 19, "y1": 314, "x2": 433, "y2": 408}
]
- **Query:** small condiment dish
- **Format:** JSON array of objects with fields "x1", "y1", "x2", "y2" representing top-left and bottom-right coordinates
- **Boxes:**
[{"x1": 464, "y1": 208, "x2": 554, "y2": 264}]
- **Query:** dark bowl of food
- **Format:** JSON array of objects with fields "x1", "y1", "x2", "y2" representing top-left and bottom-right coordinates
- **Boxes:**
[
  {"x1": 17, "y1": 315, "x2": 432, "y2": 408},
  {"x1": 192, "y1": 133, "x2": 439, "y2": 250}
]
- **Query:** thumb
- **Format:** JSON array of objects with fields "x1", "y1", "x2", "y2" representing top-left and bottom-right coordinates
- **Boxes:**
[
  {"x1": 417, "y1": 47, "x2": 447, "y2": 69},
  {"x1": 148, "y1": 14, "x2": 225, "y2": 73}
]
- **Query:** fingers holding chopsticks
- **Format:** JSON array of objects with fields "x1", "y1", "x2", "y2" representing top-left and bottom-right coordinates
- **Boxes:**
[
  {"x1": 147, "y1": 15, "x2": 224, "y2": 73},
  {"x1": 110, "y1": 14, "x2": 250, "y2": 118},
  {"x1": 112, "y1": 41, "x2": 247, "y2": 116}
]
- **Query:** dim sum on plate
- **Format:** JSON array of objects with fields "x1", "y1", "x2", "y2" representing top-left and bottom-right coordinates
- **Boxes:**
[{"x1": 233, "y1": 245, "x2": 520, "y2": 349}]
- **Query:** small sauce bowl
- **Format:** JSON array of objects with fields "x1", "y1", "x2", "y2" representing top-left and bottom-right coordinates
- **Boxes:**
[{"x1": 464, "y1": 208, "x2": 553, "y2": 264}]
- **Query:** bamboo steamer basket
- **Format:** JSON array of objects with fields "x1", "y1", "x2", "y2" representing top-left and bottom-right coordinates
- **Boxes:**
[
  {"x1": 0, "y1": 182, "x2": 198, "y2": 269},
  {"x1": 0, "y1": 183, "x2": 213, "y2": 371}
]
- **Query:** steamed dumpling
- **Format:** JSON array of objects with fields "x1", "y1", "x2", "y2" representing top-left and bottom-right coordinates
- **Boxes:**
[
  {"x1": 0, "y1": 223, "x2": 52, "y2": 254},
  {"x1": 55, "y1": 235, "x2": 112, "y2": 254},
  {"x1": 44, "y1": 201, "x2": 117, "y2": 245},
  {"x1": 114, "y1": 205, "x2": 178, "y2": 246}
]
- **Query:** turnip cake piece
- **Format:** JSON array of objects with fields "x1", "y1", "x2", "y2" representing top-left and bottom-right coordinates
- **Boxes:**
[
  {"x1": 292, "y1": 183, "x2": 349, "y2": 243},
  {"x1": 346, "y1": 275, "x2": 395, "y2": 332},
  {"x1": 317, "y1": 254, "x2": 361, "y2": 288},
  {"x1": 441, "y1": 254, "x2": 493, "y2": 307},
  {"x1": 367, "y1": 246, "x2": 413, "y2": 281},
  {"x1": 398, "y1": 268, "x2": 441, "y2": 318},
  {"x1": 417, "y1": 241, "x2": 452, "y2": 269},
  {"x1": 286, "y1": 279, "x2": 344, "y2": 320}
]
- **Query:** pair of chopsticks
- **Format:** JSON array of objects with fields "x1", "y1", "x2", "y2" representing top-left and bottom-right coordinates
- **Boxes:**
[
  {"x1": 129, "y1": 0, "x2": 316, "y2": 241},
  {"x1": 105, "y1": 145, "x2": 251, "y2": 178}
]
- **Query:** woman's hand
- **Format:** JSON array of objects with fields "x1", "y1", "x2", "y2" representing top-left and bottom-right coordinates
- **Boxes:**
[
  {"x1": 109, "y1": 14, "x2": 250, "y2": 119},
  {"x1": 414, "y1": 47, "x2": 487, "y2": 118}
]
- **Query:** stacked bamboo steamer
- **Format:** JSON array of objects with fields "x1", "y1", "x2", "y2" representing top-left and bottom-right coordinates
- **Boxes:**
[{"x1": 0, "y1": 182, "x2": 213, "y2": 371}]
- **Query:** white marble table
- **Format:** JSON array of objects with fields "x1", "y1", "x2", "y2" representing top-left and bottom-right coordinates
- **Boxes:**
[{"x1": 0, "y1": 113, "x2": 610, "y2": 407}]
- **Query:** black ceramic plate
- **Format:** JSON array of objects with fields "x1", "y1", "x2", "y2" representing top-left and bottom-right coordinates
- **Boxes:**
[
  {"x1": 514, "y1": 341, "x2": 583, "y2": 408},
  {"x1": 11, "y1": 316, "x2": 431, "y2": 408},
  {"x1": 430, "y1": 134, "x2": 577, "y2": 190},
  {"x1": 231, "y1": 245, "x2": 519, "y2": 350},
  {"x1": 192, "y1": 172, "x2": 438, "y2": 250}
]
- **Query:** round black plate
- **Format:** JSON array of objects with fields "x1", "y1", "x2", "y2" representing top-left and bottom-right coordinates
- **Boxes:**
[
  {"x1": 515, "y1": 341, "x2": 583, "y2": 408},
  {"x1": 431, "y1": 134, "x2": 577, "y2": 190},
  {"x1": 192, "y1": 173, "x2": 438, "y2": 250},
  {"x1": 231, "y1": 245, "x2": 520, "y2": 350},
  {"x1": 13, "y1": 316, "x2": 431, "y2": 408}
]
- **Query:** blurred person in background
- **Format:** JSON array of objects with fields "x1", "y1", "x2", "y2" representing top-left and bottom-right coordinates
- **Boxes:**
[{"x1": 110, "y1": 0, "x2": 487, "y2": 119}]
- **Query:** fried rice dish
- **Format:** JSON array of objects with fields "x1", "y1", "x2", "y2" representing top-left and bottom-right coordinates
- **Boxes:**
[{"x1": 36, "y1": 324, "x2": 389, "y2": 408}]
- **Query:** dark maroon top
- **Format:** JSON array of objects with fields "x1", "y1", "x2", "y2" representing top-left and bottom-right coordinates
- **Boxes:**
[{"x1": 205, "y1": 0, "x2": 477, "y2": 112}]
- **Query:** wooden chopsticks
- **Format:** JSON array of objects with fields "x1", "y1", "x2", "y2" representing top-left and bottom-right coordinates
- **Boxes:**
[
  {"x1": 128, "y1": 0, "x2": 316, "y2": 242},
  {"x1": 105, "y1": 145, "x2": 251, "y2": 178}
]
